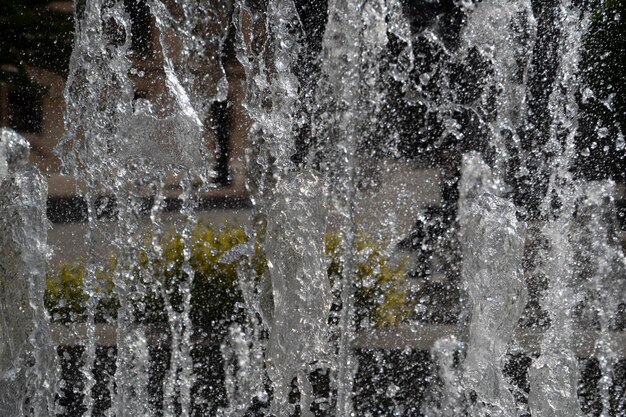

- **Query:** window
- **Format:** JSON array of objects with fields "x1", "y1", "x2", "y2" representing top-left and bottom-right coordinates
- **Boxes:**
[
  {"x1": 210, "y1": 100, "x2": 232, "y2": 186},
  {"x1": 8, "y1": 86, "x2": 44, "y2": 134},
  {"x1": 124, "y1": 0, "x2": 152, "y2": 57}
]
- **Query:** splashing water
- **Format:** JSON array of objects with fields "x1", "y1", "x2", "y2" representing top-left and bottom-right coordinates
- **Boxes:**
[
  {"x1": 460, "y1": 190, "x2": 527, "y2": 417},
  {"x1": 0, "y1": 129, "x2": 58, "y2": 417},
  {"x1": 1, "y1": 0, "x2": 625, "y2": 416}
]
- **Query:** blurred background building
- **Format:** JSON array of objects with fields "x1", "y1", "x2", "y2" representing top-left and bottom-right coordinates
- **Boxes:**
[
  {"x1": 2, "y1": 0, "x2": 626, "y2": 319},
  {"x1": 2, "y1": 1, "x2": 626, "y2": 415}
]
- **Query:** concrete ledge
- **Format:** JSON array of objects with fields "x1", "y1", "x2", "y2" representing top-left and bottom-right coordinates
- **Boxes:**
[
  {"x1": 354, "y1": 324, "x2": 626, "y2": 357},
  {"x1": 47, "y1": 195, "x2": 252, "y2": 223},
  {"x1": 50, "y1": 323, "x2": 626, "y2": 357}
]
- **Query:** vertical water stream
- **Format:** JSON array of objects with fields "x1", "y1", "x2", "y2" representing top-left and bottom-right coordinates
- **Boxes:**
[
  {"x1": 0, "y1": 129, "x2": 58, "y2": 417},
  {"x1": 22, "y1": 0, "x2": 622, "y2": 415}
]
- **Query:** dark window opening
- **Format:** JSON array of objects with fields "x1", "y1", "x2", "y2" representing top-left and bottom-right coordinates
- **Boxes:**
[
  {"x1": 103, "y1": 15, "x2": 126, "y2": 47},
  {"x1": 124, "y1": 0, "x2": 152, "y2": 57},
  {"x1": 8, "y1": 86, "x2": 44, "y2": 134},
  {"x1": 75, "y1": 0, "x2": 87, "y2": 21},
  {"x1": 134, "y1": 90, "x2": 148, "y2": 100},
  {"x1": 210, "y1": 101, "x2": 232, "y2": 186},
  {"x1": 132, "y1": 89, "x2": 149, "y2": 111}
]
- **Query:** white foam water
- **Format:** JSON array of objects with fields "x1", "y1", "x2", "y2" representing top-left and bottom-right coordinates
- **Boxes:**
[{"x1": 0, "y1": 0, "x2": 621, "y2": 416}]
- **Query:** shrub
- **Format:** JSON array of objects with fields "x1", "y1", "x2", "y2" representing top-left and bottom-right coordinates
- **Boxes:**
[
  {"x1": 325, "y1": 231, "x2": 413, "y2": 328},
  {"x1": 45, "y1": 223, "x2": 413, "y2": 329}
]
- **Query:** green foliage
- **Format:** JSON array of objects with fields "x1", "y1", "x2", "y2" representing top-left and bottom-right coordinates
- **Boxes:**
[
  {"x1": 325, "y1": 231, "x2": 413, "y2": 328},
  {"x1": 46, "y1": 223, "x2": 251, "y2": 326},
  {"x1": 45, "y1": 258, "x2": 117, "y2": 323},
  {"x1": 150, "y1": 223, "x2": 251, "y2": 326},
  {"x1": 45, "y1": 223, "x2": 412, "y2": 328},
  {"x1": 45, "y1": 261, "x2": 87, "y2": 322}
]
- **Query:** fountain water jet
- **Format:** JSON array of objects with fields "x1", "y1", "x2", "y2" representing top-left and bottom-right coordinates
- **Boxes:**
[
  {"x1": 0, "y1": 0, "x2": 624, "y2": 416},
  {"x1": 0, "y1": 129, "x2": 58, "y2": 417}
]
